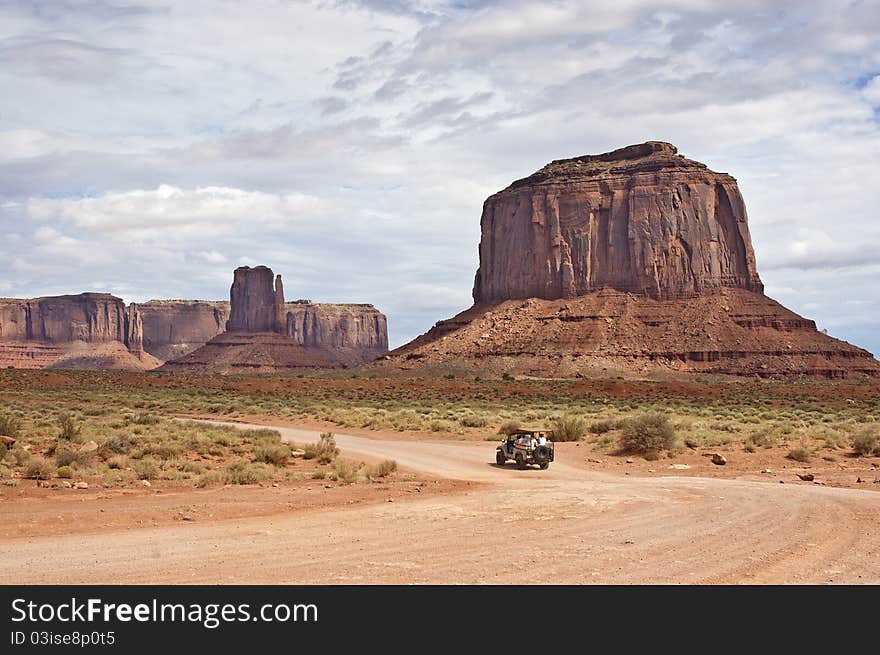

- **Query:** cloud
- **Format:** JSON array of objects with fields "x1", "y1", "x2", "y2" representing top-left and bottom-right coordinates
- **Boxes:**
[
  {"x1": 195, "y1": 250, "x2": 227, "y2": 264},
  {"x1": 863, "y1": 75, "x2": 880, "y2": 105},
  {"x1": 27, "y1": 185, "x2": 326, "y2": 233},
  {"x1": 400, "y1": 91, "x2": 494, "y2": 127}
]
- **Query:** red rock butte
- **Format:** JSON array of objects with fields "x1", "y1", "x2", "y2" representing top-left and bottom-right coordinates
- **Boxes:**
[
  {"x1": 161, "y1": 266, "x2": 388, "y2": 374},
  {"x1": 387, "y1": 141, "x2": 880, "y2": 378},
  {"x1": 474, "y1": 141, "x2": 763, "y2": 303}
]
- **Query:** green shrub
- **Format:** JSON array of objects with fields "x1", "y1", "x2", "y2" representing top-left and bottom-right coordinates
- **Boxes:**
[
  {"x1": 25, "y1": 458, "x2": 54, "y2": 480},
  {"x1": 225, "y1": 461, "x2": 273, "y2": 485},
  {"x1": 102, "y1": 433, "x2": 140, "y2": 455},
  {"x1": 58, "y1": 415, "x2": 82, "y2": 441},
  {"x1": 460, "y1": 415, "x2": 488, "y2": 428},
  {"x1": 589, "y1": 419, "x2": 617, "y2": 435},
  {"x1": 0, "y1": 414, "x2": 22, "y2": 438},
  {"x1": 316, "y1": 433, "x2": 339, "y2": 464},
  {"x1": 310, "y1": 470, "x2": 326, "y2": 480},
  {"x1": 332, "y1": 459, "x2": 361, "y2": 485},
  {"x1": 253, "y1": 443, "x2": 290, "y2": 466},
  {"x1": 552, "y1": 414, "x2": 587, "y2": 442},
  {"x1": 365, "y1": 459, "x2": 397, "y2": 479},
  {"x1": 107, "y1": 456, "x2": 128, "y2": 470},
  {"x1": 786, "y1": 447, "x2": 811, "y2": 463},
  {"x1": 194, "y1": 470, "x2": 225, "y2": 488},
  {"x1": 0, "y1": 442, "x2": 6, "y2": 462},
  {"x1": 55, "y1": 447, "x2": 80, "y2": 467},
  {"x1": 746, "y1": 431, "x2": 779, "y2": 450},
  {"x1": 132, "y1": 457, "x2": 160, "y2": 480},
  {"x1": 138, "y1": 441, "x2": 182, "y2": 460},
  {"x1": 240, "y1": 428, "x2": 282, "y2": 442},
  {"x1": 10, "y1": 447, "x2": 30, "y2": 466},
  {"x1": 56, "y1": 465, "x2": 74, "y2": 479},
  {"x1": 498, "y1": 420, "x2": 521, "y2": 435},
  {"x1": 132, "y1": 413, "x2": 160, "y2": 425},
  {"x1": 619, "y1": 412, "x2": 676, "y2": 455},
  {"x1": 852, "y1": 428, "x2": 879, "y2": 456}
]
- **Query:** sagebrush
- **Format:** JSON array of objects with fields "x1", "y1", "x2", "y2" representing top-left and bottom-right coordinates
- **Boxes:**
[{"x1": 619, "y1": 412, "x2": 677, "y2": 455}]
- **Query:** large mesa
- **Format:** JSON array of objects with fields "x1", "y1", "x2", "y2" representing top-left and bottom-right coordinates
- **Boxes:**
[
  {"x1": 474, "y1": 141, "x2": 763, "y2": 303},
  {"x1": 387, "y1": 142, "x2": 880, "y2": 379},
  {"x1": 0, "y1": 293, "x2": 158, "y2": 370}
]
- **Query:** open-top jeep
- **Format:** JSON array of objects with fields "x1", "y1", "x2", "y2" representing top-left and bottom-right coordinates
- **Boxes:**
[{"x1": 496, "y1": 429, "x2": 555, "y2": 470}]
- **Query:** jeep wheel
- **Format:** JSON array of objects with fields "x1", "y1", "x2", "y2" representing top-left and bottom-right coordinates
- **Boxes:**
[
  {"x1": 515, "y1": 453, "x2": 526, "y2": 470},
  {"x1": 496, "y1": 450, "x2": 506, "y2": 466},
  {"x1": 540, "y1": 462, "x2": 549, "y2": 470},
  {"x1": 534, "y1": 445, "x2": 551, "y2": 462}
]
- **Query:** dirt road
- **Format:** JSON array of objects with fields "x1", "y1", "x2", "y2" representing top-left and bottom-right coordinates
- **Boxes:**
[{"x1": 4, "y1": 420, "x2": 879, "y2": 584}]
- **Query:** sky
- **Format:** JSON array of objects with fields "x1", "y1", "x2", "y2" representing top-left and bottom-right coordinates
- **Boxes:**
[{"x1": 1, "y1": 0, "x2": 878, "y2": 353}]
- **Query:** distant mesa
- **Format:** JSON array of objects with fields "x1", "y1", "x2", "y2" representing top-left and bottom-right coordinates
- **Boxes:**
[
  {"x1": 0, "y1": 293, "x2": 159, "y2": 370},
  {"x1": 159, "y1": 266, "x2": 388, "y2": 374},
  {"x1": 0, "y1": 266, "x2": 387, "y2": 373},
  {"x1": 384, "y1": 141, "x2": 880, "y2": 378}
]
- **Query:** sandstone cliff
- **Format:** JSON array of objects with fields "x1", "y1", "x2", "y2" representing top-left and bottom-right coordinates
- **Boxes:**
[
  {"x1": 474, "y1": 142, "x2": 764, "y2": 303},
  {"x1": 0, "y1": 294, "x2": 157, "y2": 370},
  {"x1": 134, "y1": 300, "x2": 230, "y2": 361},
  {"x1": 0, "y1": 293, "x2": 128, "y2": 343},
  {"x1": 280, "y1": 302, "x2": 388, "y2": 353}
]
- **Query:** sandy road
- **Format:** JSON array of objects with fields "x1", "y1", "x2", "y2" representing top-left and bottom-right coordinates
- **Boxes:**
[{"x1": 3, "y1": 420, "x2": 879, "y2": 584}]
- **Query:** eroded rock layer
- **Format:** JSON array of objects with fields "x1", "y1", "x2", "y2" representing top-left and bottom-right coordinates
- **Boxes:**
[
  {"x1": 0, "y1": 294, "x2": 127, "y2": 343},
  {"x1": 386, "y1": 289, "x2": 880, "y2": 379},
  {"x1": 160, "y1": 332, "x2": 359, "y2": 374},
  {"x1": 280, "y1": 302, "x2": 388, "y2": 353},
  {"x1": 474, "y1": 142, "x2": 764, "y2": 302}
]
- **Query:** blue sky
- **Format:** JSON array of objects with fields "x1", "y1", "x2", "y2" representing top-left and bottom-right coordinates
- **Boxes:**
[{"x1": 1, "y1": 0, "x2": 879, "y2": 353}]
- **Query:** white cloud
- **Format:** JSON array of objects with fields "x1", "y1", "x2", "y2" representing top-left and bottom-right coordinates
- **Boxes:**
[
  {"x1": 27, "y1": 185, "x2": 327, "y2": 234},
  {"x1": 863, "y1": 75, "x2": 880, "y2": 105},
  {"x1": 195, "y1": 250, "x2": 227, "y2": 264}
]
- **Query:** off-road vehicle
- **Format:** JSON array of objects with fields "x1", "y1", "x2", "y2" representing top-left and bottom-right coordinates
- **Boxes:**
[{"x1": 496, "y1": 429, "x2": 554, "y2": 470}]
